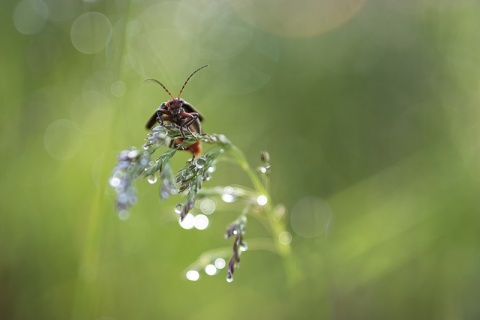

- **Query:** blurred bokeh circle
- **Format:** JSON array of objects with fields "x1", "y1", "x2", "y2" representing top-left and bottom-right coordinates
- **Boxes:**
[
  {"x1": 290, "y1": 196, "x2": 332, "y2": 238},
  {"x1": 229, "y1": 0, "x2": 366, "y2": 38},
  {"x1": 43, "y1": 119, "x2": 82, "y2": 160},
  {"x1": 70, "y1": 12, "x2": 112, "y2": 54}
]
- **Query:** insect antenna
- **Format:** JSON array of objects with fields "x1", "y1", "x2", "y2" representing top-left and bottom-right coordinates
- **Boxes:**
[
  {"x1": 177, "y1": 65, "x2": 208, "y2": 99},
  {"x1": 145, "y1": 78, "x2": 175, "y2": 101}
]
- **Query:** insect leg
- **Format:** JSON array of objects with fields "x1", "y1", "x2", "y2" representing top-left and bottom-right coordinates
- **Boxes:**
[{"x1": 180, "y1": 112, "x2": 201, "y2": 136}]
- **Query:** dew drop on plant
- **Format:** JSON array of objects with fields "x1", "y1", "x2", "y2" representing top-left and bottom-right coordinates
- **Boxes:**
[
  {"x1": 226, "y1": 276, "x2": 234, "y2": 283},
  {"x1": 194, "y1": 214, "x2": 209, "y2": 230},
  {"x1": 205, "y1": 264, "x2": 217, "y2": 276},
  {"x1": 207, "y1": 166, "x2": 216, "y2": 173},
  {"x1": 221, "y1": 186, "x2": 236, "y2": 203},
  {"x1": 203, "y1": 172, "x2": 211, "y2": 181},
  {"x1": 215, "y1": 258, "x2": 226, "y2": 269},
  {"x1": 109, "y1": 176, "x2": 121, "y2": 187},
  {"x1": 117, "y1": 193, "x2": 129, "y2": 205},
  {"x1": 256, "y1": 195, "x2": 268, "y2": 206},
  {"x1": 174, "y1": 203, "x2": 183, "y2": 214},
  {"x1": 195, "y1": 158, "x2": 206, "y2": 169},
  {"x1": 127, "y1": 149, "x2": 139, "y2": 159},
  {"x1": 142, "y1": 144, "x2": 149, "y2": 150},
  {"x1": 147, "y1": 175, "x2": 157, "y2": 184},
  {"x1": 222, "y1": 194, "x2": 236, "y2": 202},
  {"x1": 160, "y1": 189, "x2": 169, "y2": 199},
  {"x1": 257, "y1": 166, "x2": 267, "y2": 174},
  {"x1": 118, "y1": 150, "x2": 129, "y2": 161},
  {"x1": 240, "y1": 241, "x2": 248, "y2": 252},
  {"x1": 183, "y1": 172, "x2": 194, "y2": 181},
  {"x1": 179, "y1": 213, "x2": 195, "y2": 230},
  {"x1": 218, "y1": 134, "x2": 229, "y2": 144},
  {"x1": 186, "y1": 270, "x2": 200, "y2": 281},
  {"x1": 222, "y1": 193, "x2": 237, "y2": 203}
]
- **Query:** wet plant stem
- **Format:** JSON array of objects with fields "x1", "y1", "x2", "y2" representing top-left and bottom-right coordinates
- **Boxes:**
[
  {"x1": 111, "y1": 127, "x2": 301, "y2": 283},
  {"x1": 228, "y1": 145, "x2": 293, "y2": 261}
]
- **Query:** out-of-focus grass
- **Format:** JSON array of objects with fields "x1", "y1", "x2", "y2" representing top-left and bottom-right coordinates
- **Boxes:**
[{"x1": 1, "y1": 0, "x2": 480, "y2": 319}]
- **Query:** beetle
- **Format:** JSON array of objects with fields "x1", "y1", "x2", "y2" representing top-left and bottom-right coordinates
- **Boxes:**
[{"x1": 145, "y1": 65, "x2": 208, "y2": 157}]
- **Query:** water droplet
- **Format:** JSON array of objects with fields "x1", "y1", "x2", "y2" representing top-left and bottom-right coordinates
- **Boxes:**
[
  {"x1": 226, "y1": 276, "x2": 234, "y2": 283},
  {"x1": 256, "y1": 195, "x2": 268, "y2": 206},
  {"x1": 160, "y1": 189, "x2": 170, "y2": 199},
  {"x1": 183, "y1": 172, "x2": 194, "y2": 181},
  {"x1": 109, "y1": 176, "x2": 121, "y2": 187},
  {"x1": 221, "y1": 186, "x2": 236, "y2": 203},
  {"x1": 203, "y1": 172, "x2": 211, "y2": 181},
  {"x1": 117, "y1": 193, "x2": 129, "y2": 205},
  {"x1": 153, "y1": 125, "x2": 165, "y2": 133},
  {"x1": 157, "y1": 131, "x2": 167, "y2": 141},
  {"x1": 214, "y1": 258, "x2": 226, "y2": 269},
  {"x1": 127, "y1": 150, "x2": 139, "y2": 159},
  {"x1": 205, "y1": 264, "x2": 217, "y2": 276},
  {"x1": 257, "y1": 166, "x2": 267, "y2": 174},
  {"x1": 186, "y1": 270, "x2": 200, "y2": 281},
  {"x1": 174, "y1": 203, "x2": 183, "y2": 214},
  {"x1": 143, "y1": 144, "x2": 149, "y2": 150},
  {"x1": 118, "y1": 151, "x2": 130, "y2": 161},
  {"x1": 240, "y1": 241, "x2": 248, "y2": 252},
  {"x1": 194, "y1": 214, "x2": 209, "y2": 230},
  {"x1": 218, "y1": 134, "x2": 229, "y2": 144},
  {"x1": 147, "y1": 175, "x2": 157, "y2": 184},
  {"x1": 195, "y1": 158, "x2": 206, "y2": 169},
  {"x1": 207, "y1": 166, "x2": 216, "y2": 173},
  {"x1": 221, "y1": 194, "x2": 236, "y2": 202},
  {"x1": 179, "y1": 213, "x2": 195, "y2": 230}
]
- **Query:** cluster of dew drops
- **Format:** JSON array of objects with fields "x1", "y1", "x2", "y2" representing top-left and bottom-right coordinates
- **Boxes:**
[
  {"x1": 185, "y1": 257, "x2": 228, "y2": 282},
  {"x1": 148, "y1": 166, "x2": 242, "y2": 282}
]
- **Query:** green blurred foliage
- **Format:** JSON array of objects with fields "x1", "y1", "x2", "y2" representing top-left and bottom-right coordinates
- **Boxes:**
[{"x1": 1, "y1": 0, "x2": 480, "y2": 319}]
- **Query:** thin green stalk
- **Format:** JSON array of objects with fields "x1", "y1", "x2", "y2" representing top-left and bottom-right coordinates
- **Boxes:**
[
  {"x1": 110, "y1": 108, "x2": 302, "y2": 283},
  {"x1": 228, "y1": 145, "x2": 301, "y2": 284}
]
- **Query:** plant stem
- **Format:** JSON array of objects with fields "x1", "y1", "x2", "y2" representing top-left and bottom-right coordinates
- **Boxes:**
[{"x1": 228, "y1": 145, "x2": 301, "y2": 283}]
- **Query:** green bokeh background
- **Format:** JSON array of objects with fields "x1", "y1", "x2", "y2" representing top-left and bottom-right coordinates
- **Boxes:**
[{"x1": 2, "y1": 0, "x2": 480, "y2": 319}]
